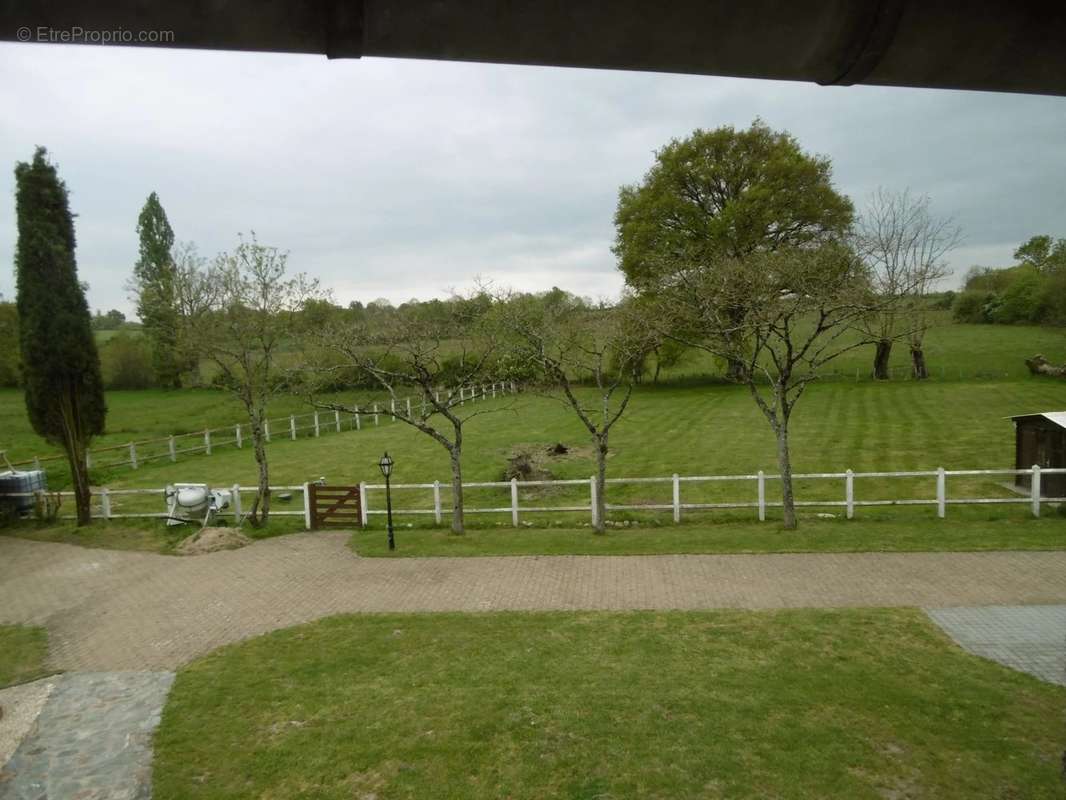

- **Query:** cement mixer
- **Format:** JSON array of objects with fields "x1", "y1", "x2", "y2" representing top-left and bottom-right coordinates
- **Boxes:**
[{"x1": 164, "y1": 483, "x2": 232, "y2": 527}]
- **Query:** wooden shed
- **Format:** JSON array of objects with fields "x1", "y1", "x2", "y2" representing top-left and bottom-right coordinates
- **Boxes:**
[{"x1": 1011, "y1": 411, "x2": 1066, "y2": 497}]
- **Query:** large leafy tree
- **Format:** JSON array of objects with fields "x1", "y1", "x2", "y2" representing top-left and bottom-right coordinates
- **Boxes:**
[
  {"x1": 614, "y1": 120, "x2": 854, "y2": 379},
  {"x1": 132, "y1": 192, "x2": 182, "y2": 387},
  {"x1": 15, "y1": 147, "x2": 106, "y2": 525}
]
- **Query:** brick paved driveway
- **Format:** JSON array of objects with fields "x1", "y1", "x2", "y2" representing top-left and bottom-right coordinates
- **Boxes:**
[{"x1": 2, "y1": 533, "x2": 1066, "y2": 671}]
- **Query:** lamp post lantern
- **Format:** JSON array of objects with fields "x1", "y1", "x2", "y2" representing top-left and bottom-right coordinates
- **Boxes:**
[{"x1": 379, "y1": 451, "x2": 395, "y2": 551}]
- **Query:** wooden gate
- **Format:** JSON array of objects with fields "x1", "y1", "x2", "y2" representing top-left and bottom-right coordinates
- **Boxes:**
[{"x1": 308, "y1": 483, "x2": 363, "y2": 529}]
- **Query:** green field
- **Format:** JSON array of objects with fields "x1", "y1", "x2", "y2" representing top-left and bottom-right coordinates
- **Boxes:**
[
  {"x1": 152, "y1": 609, "x2": 1066, "y2": 800},
  {"x1": 2, "y1": 320, "x2": 1064, "y2": 545}
]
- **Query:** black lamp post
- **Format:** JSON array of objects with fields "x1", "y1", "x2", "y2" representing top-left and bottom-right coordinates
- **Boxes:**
[{"x1": 379, "y1": 451, "x2": 395, "y2": 551}]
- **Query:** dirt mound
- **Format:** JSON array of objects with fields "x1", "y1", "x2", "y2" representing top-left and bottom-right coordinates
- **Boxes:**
[{"x1": 177, "y1": 526, "x2": 252, "y2": 556}]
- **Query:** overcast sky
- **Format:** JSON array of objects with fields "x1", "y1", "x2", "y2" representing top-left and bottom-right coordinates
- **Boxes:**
[{"x1": 2, "y1": 43, "x2": 1065, "y2": 318}]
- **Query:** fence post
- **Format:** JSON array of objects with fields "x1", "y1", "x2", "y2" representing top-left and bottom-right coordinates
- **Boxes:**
[
  {"x1": 168, "y1": 436, "x2": 176, "y2": 462},
  {"x1": 204, "y1": 429, "x2": 212, "y2": 455},
  {"x1": 235, "y1": 424, "x2": 243, "y2": 448},
  {"x1": 672, "y1": 473, "x2": 680, "y2": 523},
  {"x1": 334, "y1": 409, "x2": 341, "y2": 433},
  {"x1": 359, "y1": 481, "x2": 368, "y2": 526},
  {"x1": 845, "y1": 469, "x2": 854, "y2": 520},
  {"x1": 314, "y1": 411, "x2": 320, "y2": 437},
  {"x1": 232, "y1": 484, "x2": 242, "y2": 521},
  {"x1": 373, "y1": 403, "x2": 379, "y2": 425},
  {"x1": 757, "y1": 470, "x2": 766, "y2": 521},
  {"x1": 1031, "y1": 465, "x2": 1041, "y2": 518},
  {"x1": 510, "y1": 381, "x2": 516, "y2": 393},
  {"x1": 433, "y1": 480, "x2": 442, "y2": 525},
  {"x1": 85, "y1": 449, "x2": 93, "y2": 469},
  {"x1": 302, "y1": 482, "x2": 313, "y2": 530},
  {"x1": 589, "y1": 475, "x2": 598, "y2": 527},
  {"x1": 290, "y1": 415, "x2": 297, "y2": 440},
  {"x1": 492, "y1": 383, "x2": 497, "y2": 398},
  {"x1": 355, "y1": 406, "x2": 362, "y2": 430},
  {"x1": 406, "y1": 397, "x2": 412, "y2": 418},
  {"x1": 460, "y1": 387, "x2": 465, "y2": 406},
  {"x1": 390, "y1": 399, "x2": 396, "y2": 421},
  {"x1": 100, "y1": 487, "x2": 111, "y2": 520},
  {"x1": 264, "y1": 419, "x2": 271, "y2": 442},
  {"x1": 511, "y1": 478, "x2": 519, "y2": 527},
  {"x1": 936, "y1": 467, "x2": 946, "y2": 518},
  {"x1": 129, "y1": 442, "x2": 138, "y2": 470}
]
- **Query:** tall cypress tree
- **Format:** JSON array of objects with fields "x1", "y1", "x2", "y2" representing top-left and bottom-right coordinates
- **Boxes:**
[
  {"x1": 133, "y1": 192, "x2": 181, "y2": 387},
  {"x1": 15, "y1": 147, "x2": 106, "y2": 525}
]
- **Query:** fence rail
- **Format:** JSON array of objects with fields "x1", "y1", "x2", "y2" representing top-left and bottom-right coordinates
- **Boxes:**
[
  {"x1": 4, "y1": 465, "x2": 1062, "y2": 528},
  {"x1": 1, "y1": 381, "x2": 517, "y2": 474},
  {"x1": 360, "y1": 466, "x2": 1066, "y2": 527}
]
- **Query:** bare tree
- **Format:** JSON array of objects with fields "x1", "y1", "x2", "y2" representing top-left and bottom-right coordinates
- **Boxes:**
[
  {"x1": 657, "y1": 244, "x2": 878, "y2": 529},
  {"x1": 179, "y1": 234, "x2": 320, "y2": 525},
  {"x1": 853, "y1": 189, "x2": 961, "y2": 379},
  {"x1": 311, "y1": 305, "x2": 500, "y2": 534},
  {"x1": 493, "y1": 292, "x2": 646, "y2": 533}
]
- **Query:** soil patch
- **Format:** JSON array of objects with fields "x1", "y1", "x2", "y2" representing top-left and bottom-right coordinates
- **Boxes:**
[{"x1": 176, "y1": 527, "x2": 252, "y2": 556}]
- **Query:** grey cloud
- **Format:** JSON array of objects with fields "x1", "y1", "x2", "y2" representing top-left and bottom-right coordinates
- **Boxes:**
[{"x1": 1, "y1": 43, "x2": 1064, "y2": 315}]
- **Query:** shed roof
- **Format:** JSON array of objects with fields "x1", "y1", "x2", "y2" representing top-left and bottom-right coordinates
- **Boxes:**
[{"x1": 1010, "y1": 411, "x2": 1066, "y2": 429}]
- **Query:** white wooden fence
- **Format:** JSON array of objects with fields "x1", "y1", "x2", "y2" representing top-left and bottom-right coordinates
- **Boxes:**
[
  {"x1": 4, "y1": 465, "x2": 1061, "y2": 528},
  {"x1": 0, "y1": 381, "x2": 517, "y2": 475},
  {"x1": 361, "y1": 466, "x2": 1066, "y2": 526}
]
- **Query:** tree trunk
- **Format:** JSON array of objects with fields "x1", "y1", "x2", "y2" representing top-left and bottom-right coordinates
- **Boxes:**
[
  {"x1": 725, "y1": 356, "x2": 747, "y2": 383},
  {"x1": 448, "y1": 445, "x2": 465, "y2": 534},
  {"x1": 872, "y1": 339, "x2": 892, "y2": 380},
  {"x1": 59, "y1": 392, "x2": 92, "y2": 526},
  {"x1": 593, "y1": 434, "x2": 608, "y2": 534},
  {"x1": 250, "y1": 423, "x2": 270, "y2": 526},
  {"x1": 910, "y1": 345, "x2": 929, "y2": 380},
  {"x1": 652, "y1": 359, "x2": 662, "y2": 385},
  {"x1": 776, "y1": 413, "x2": 801, "y2": 533}
]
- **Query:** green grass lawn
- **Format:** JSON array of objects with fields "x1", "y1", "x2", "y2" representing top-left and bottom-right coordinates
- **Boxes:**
[
  {"x1": 352, "y1": 509, "x2": 1066, "y2": 557},
  {"x1": 153, "y1": 609, "x2": 1066, "y2": 800},
  {"x1": 3, "y1": 376, "x2": 1064, "y2": 546},
  {"x1": 0, "y1": 624, "x2": 50, "y2": 689},
  {"x1": 669, "y1": 317, "x2": 1065, "y2": 382},
  {"x1": 52, "y1": 379, "x2": 1065, "y2": 516}
]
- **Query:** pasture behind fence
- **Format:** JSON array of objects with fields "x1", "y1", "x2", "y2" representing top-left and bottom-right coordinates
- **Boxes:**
[
  {"x1": 1, "y1": 381, "x2": 518, "y2": 475},
  {"x1": 3, "y1": 465, "x2": 1062, "y2": 528}
]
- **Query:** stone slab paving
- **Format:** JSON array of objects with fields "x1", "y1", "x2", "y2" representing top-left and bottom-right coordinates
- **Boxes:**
[
  {"x1": 0, "y1": 678, "x2": 57, "y2": 769},
  {"x1": 0, "y1": 672, "x2": 175, "y2": 800},
  {"x1": 2, "y1": 533, "x2": 1066, "y2": 671},
  {"x1": 925, "y1": 604, "x2": 1066, "y2": 686}
]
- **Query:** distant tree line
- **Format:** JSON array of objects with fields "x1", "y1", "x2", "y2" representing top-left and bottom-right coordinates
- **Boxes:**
[{"x1": 952, "y1": 235, "x2": 1066, "y2": 326}]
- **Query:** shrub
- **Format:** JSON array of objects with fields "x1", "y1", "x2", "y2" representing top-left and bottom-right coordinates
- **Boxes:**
[
  {"x1": 100, "y1": 333, "x2": 155, "y2": 389},
  {"x1": 990, "y1": 268, "x2": 1043, "y2": 324},
  {"x1": 952, "y1": 290, "x2": 994, "y2": 324}
]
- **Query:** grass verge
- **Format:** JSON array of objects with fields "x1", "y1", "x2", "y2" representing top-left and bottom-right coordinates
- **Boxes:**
[
  {"x1": 0, "y1": 625, "x2": 50, "y2": 689},
  {"x1": 153, "y1": 609, "x2": 1066, "y2": 799},
  {"x1": 351, "y1": 510, "x2": 1066, "y2": 557}
]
